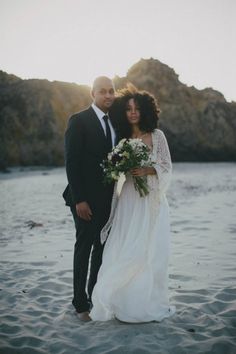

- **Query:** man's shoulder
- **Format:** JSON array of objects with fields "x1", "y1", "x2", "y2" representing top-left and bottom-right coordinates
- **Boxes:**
[
  {"x1": 70, "y1": 106, "x2": 93, "y2": 120},
  {"x1": 68, "y1": 106, "x2": 93, "y2": 127}
]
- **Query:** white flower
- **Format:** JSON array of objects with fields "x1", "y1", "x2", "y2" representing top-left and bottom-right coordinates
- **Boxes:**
[
  {"x1": 117, "y1": 139, "x2": 126, "y2": 148},
  {"x1": 122, "y1": 151, "x2": 130, "y2": 158},
  {"x1": 128, "y1": 138, "x2": 145, "y2": 149}
]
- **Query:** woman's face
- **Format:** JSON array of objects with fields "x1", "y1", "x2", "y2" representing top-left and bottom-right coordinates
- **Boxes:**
[{"x1": 126, "y1": 98, "x2": 141, "y2": 125}]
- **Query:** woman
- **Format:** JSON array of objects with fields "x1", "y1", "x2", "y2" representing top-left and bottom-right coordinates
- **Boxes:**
[{"x1": 90, "y1": 86, "x2": 175, "y2": 323}]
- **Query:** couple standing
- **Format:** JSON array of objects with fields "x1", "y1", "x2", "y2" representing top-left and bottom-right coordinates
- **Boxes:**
[{"x1": 63, "y1": 76, "x2": 175, "y2": 322}]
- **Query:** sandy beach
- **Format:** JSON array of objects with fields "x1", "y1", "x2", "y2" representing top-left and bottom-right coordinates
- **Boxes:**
[{"x1": 0, "y1": 163, "x2": 236, "y2": 354}]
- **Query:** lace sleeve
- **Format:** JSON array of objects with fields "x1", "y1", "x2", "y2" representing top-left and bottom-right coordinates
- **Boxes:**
[{"x1": 152, "y1": 130, "x2": 172, "y2": 195}]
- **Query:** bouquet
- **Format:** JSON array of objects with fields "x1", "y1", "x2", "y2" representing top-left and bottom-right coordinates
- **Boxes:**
[{"x1": 101, "y1": 138, "x2": 153, "y2": 197}]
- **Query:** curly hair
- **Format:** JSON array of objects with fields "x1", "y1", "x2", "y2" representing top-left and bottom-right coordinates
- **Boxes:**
[{"x1": 110, "y1": 84, "x2": 160, "y2": 139}]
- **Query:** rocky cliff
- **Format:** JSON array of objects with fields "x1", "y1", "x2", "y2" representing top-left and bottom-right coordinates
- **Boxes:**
[
  {"x1": 114, "y1": 58, "x2": 236, "y2": 161},
  {"x1": 0, "y1": 71, "x2": 91, "y2": 169},
  {"x1": 0, "y1": 58, "x2": 235, "y2": 169}
]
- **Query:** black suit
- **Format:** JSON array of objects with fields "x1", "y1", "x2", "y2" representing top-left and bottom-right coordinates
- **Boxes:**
[{"x1": 63, "y1": 106, "x2": 116, "y2": 312}]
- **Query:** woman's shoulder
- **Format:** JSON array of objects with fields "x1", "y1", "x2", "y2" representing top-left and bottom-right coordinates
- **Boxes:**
[
  {"x1": 152, "y1": 129, "x2": 168, "y2": 149},
  {"x1": 152, "y1": 129, "x2": 166, "y2": 138}
]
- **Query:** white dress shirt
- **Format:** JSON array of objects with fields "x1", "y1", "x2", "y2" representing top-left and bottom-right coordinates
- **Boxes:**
[{"x1": 91, "y1": 103, "x2": 116, "y2": 147}]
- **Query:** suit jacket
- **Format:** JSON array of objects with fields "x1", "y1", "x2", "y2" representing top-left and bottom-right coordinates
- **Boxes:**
[{"x1": 63, "y1": 106, "x2": 118, "y2": 208}]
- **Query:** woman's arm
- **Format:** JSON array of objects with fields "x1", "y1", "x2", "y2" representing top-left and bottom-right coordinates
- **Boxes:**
[{"x1": 153, "y1": 130, "x2": 172, "y2": 193}]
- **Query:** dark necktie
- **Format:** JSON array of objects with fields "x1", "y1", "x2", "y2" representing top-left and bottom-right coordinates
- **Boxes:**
[{"x1": 103, "y1": 115, "x2": 112, "y2": 150}]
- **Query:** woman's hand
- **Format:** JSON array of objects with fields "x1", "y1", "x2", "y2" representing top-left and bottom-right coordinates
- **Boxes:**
[{"x1": 130, "y1": 167, "x2": 156, "y2": 177}]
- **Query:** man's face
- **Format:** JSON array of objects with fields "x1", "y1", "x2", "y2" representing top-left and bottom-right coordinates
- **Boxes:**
[{"x1": 92, "y1": 79, "x2": 115, "y2": 113}]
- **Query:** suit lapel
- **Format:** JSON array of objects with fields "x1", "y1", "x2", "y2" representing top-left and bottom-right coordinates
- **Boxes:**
[
  {"x1": 87, "y1": 106, "x2": 109, "y2": 153},
  {"x1": 114, "y1": 130, "x2": 119, "y2": 145},
  {"x1": 88, "y1": 106, "x2": 106, "y2": 138},
  {"x1": 87, "y1": 106, "x2": 117, "y2": 149}
]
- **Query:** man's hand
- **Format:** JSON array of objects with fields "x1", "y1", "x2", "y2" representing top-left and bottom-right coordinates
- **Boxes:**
[{"x1": 76, "y1": 202, "x2": 92, "y2": 221}]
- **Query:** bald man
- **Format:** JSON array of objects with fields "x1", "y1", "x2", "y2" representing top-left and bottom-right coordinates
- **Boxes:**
[{"x1": 63, "y1": 77, "x2": 116, "y2": 321}]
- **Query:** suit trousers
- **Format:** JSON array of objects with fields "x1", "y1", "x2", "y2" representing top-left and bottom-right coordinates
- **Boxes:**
[{"x1": 70, "y1": 197, "x2": 112, "y2": 313}]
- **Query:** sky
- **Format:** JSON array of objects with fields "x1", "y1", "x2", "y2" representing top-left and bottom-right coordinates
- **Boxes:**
[{"x1": 0, "y1": 0, "x2": 236, "y2": 102}]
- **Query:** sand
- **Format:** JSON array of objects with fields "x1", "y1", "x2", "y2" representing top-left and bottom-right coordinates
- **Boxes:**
[{"x1": 0, "y1": 163, "x2": 236, "y2": 354}]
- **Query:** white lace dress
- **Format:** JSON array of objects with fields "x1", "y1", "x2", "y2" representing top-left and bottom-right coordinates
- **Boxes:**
[{"x1": 90, "y1": 129, "x2": 175, "y2": 322}]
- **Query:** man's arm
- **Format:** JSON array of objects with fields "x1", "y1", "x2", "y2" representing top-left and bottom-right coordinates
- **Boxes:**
[{"x1": 64, "y1": 115, "x2": 86, "y2": 205}]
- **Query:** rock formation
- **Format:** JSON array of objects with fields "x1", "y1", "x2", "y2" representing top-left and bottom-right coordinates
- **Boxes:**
[{"x1": 0, "y1": 58, "x2": 235, "y2": 169}]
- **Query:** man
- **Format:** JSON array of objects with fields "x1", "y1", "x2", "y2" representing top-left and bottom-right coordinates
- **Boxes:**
[{"x1": 63, "y1": 76, "x2": 116, "y2": 321}]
